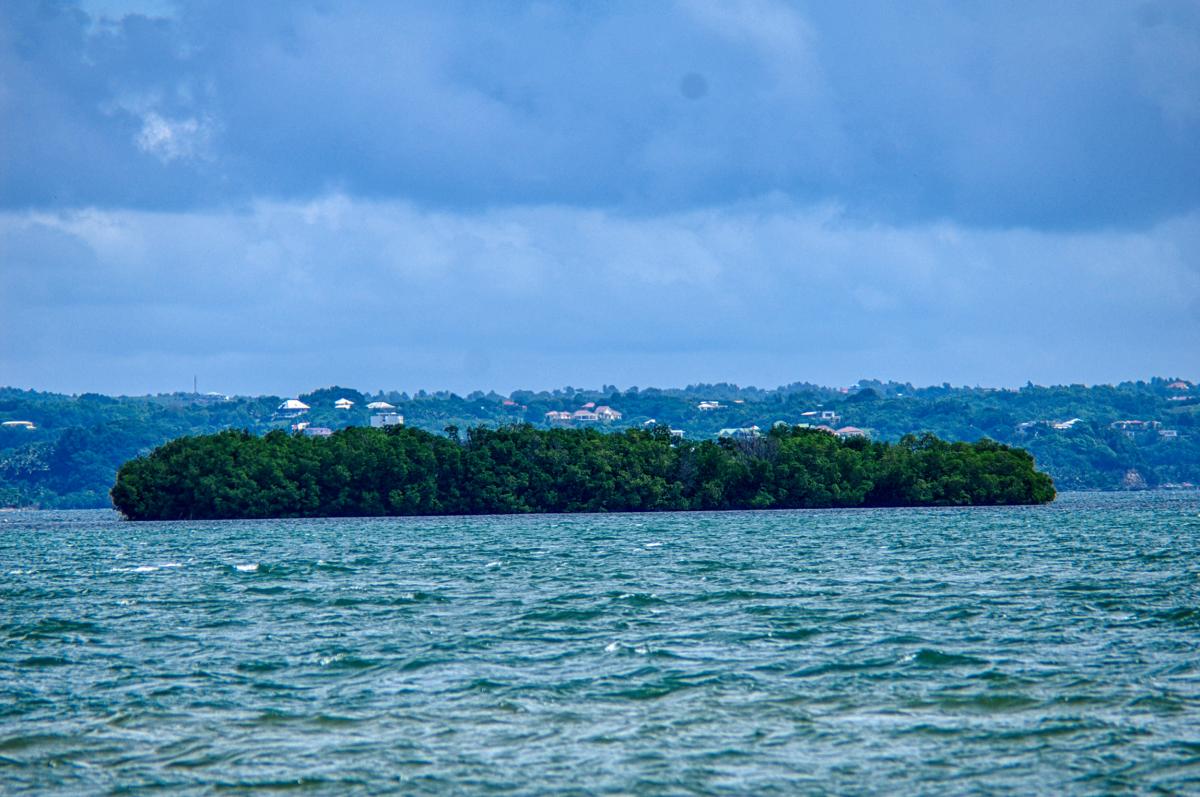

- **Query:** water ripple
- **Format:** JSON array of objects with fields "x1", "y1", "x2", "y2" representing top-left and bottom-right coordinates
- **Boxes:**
[{"x1": 1, "y1": 492, "x2": 1199, "y2": 794}]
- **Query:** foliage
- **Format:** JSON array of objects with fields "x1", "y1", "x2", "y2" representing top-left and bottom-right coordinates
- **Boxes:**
[
  {"x1": 110, "y1": 425, "x2": 1055, "y2": 520},
  {"x1": 1, "y1": 378, "x2": 1196, "y2": 508}
]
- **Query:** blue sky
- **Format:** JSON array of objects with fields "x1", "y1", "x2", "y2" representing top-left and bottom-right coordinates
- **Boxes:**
[{"x1": 2, "y1": 0, "x2": 1198, "y2": 395}]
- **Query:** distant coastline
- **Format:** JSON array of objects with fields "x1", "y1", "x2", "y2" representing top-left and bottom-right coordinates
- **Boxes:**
[
  {"x1": 111, "y1": 425, "x2": 1055, "y2": 521},
  {"x1": 2, "y1": 378, "x2": 1193, "y2": 510}
]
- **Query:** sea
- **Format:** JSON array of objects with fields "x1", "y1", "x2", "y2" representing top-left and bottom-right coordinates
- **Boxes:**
[{"x1": 2, "y1": 491, "x2": 1199, "y2": 795}]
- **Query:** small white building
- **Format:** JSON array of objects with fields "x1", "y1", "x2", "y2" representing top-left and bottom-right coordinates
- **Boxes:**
[
  {"x1": 697, "y1": 401, "x2": 721, "y2": 411},
  {"x1": 366, "y1": 401, "x2": 395, "y2": 410},
  {"x1": 595, "y1": 406, "x2": 622, "y2": 421},
  {"x1": 1, "y1": 420, "x2": 36, "y2": 430},
  {"x1": 836, "y1": 426, "x2": 868, "y2": 439},
  {"x1": 572, "y1": 410, "x2": 600, "y2": 422},
  {"x1": 334, "y1": 398, "x2": 355, "y2": 410},
  {"x1": 277, "y1": 399, "x2": 310, "y2": 416},
  {"x1": 370, "y1": 413, "x2": 404, "y2": 428}
]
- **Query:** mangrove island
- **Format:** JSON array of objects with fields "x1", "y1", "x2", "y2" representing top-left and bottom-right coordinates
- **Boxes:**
[{"x1": 110, "y1": 424, "x2": 1055, "y2": 520}]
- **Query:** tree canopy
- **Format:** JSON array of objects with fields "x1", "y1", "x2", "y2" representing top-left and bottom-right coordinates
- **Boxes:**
[{"x1": 111, "y1": 425, "x2": 1055, "y2": 521}]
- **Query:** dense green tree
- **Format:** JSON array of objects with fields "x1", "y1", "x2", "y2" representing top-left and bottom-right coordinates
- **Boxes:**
[{"x1": 112, "y1": 425, "x2": 1055, "y2": 520}]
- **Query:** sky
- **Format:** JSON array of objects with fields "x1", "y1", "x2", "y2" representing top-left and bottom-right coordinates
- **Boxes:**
[{"x1": 1, "y1": 0, "x2": 1198, "y2": 397}]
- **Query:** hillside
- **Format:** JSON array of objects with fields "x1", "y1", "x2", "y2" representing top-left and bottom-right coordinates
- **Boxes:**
[{"x1": 1, "y1": 378, "x2": 1196, "y2": 508}]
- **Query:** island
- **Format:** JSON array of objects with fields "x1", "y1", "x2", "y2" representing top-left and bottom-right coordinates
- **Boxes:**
[{"x1": 110, "y1": 424, "x2": 1055, "y2": 520}]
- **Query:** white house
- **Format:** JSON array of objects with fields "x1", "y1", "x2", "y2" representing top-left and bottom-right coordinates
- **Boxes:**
[
  {"x1": 370, "y1": 413, "x2": 404, "y2": 428},
  {"x1": 572, "y1": 410, "x2": 600, "y2": 422},
  {"x1": 277, "y1": 399, "x2": 310, "y2": 416},
  {"x1": 1, "y1": 420, "x2": 36, "y2": 430},
  {"x1": 835, "y1": 426, "x2": 868, "y2": 438},
  {"x1": 697, "y1": 401, "x2": 721, "y2": 411},
  {"x1": 595, "y1": 406, "x2": 622, "y2": 421},
  {"x1": 334, "y1": 398, "x2": 355, "y2": 410},
  {"x1": 366, "y1": 401, "x2": 395, "y2": 410}
]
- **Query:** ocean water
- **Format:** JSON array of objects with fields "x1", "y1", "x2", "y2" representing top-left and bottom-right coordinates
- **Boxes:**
[{"x1": 2, "y1": 492, "x2": 1199, "y2": 795}]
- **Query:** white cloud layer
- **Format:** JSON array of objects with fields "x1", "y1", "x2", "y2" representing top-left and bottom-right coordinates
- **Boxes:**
[{"x1": 4, "y1": 196, "x2": 1197, "y2": 395}]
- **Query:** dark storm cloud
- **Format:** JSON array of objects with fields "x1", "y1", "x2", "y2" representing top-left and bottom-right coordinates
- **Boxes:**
[{"x1": 2, "y1": 0, "x2": 1197, "y2": 228}]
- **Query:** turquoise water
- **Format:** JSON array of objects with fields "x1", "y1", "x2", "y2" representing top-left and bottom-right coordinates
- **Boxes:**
[{"x1": 2, "y1": 492, "x2": 1200, "y2": 795}]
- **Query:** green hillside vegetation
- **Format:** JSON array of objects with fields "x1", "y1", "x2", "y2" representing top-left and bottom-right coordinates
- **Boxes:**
[
  {"x1": 1, "y1": 378, "x2": 1195, "y2": 508},
  {"x1": 111, "y1": 425, "x2": 1054, "y2": 520}
]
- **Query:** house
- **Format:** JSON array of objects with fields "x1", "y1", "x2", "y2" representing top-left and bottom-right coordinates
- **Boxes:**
[
  {"x1": 1167, "y1": 381, "x2": 1192, "y2": 390},
  {"x1": 1052, "y1": 418, "x2": 1083, "y2": 430},
  {"x1": 366, "y1": 401, "x2": 395, "y2": 410},
  {"x1": 277, "y1": 399, "x2": 310, "y2": 416},
  {"x1": 669, "y1": 429, "x2": 685, "y2": 440},
  {"x1": 572, "y1": 410, "x2": 600, "y2": 422},
  {"x1": 1159, "y1": 429, "x2": 1179, "y2": 440},
  {"x1": 303, "y1": 427, "x2": 333, "y2": 437},
  {"x1": 819, "y1": 410, "x2": 840, "y2": 422},
  {"x1": 697, "y1": 401, "x2": 721, "y2": 411},
  {"x1": 1111, "y1": 420, "x2": 1161, "y2": 432},
  {"x1": 581, "y1": 402, "x2": 596, "y2": 410},
  {"x1": 718, "y1": 426, "x2": 761, "y2": 439},
  {"x1": 370, "y1": 413, "x2": 404, "y2": 428},
  {"x1": 814, "y1": 425, "x2": 838, "y2": 435},
  {"x1": 544, "y1": 411, "x2": 573, "y2": 423},
  {"x1": 290, "y1": 421, "x2": 310, "y2": 433},
  {"x1": 835, "y1": 426, "x2": 868, "y2": 438},
  {"x1": 1, "y1": 420, "x2": 36, "y2": 430},
  {"x1": 334, "y1": 398, "x2": 355, "y2": 410},
  {"x1": 594, "y1": 406, "x2": 622, "y2": 421}
]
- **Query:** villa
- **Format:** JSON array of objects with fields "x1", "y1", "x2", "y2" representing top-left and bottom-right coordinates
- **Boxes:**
[
  {"x1": 334, "y1": 398, "x2": 355, "y2": 410},
  {"x1": 277, "y1": 399, "x2": 310, "y2": 416},
  {"x1": 370, "y1": 413, "x2": 404, "y2": 428},
  {"x1": 594, "y1": 406, "x2": 622, "y2": 421}
]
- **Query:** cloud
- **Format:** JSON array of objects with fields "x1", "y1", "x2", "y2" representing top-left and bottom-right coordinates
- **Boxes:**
[
  {"x1": 3, "y1": 195, "x2": 1197, "y2": 394},
  {"x1": 0, "y1": 1, "x2": 1196, "y2": 228},
  {"x1": 135, "y1": 112, "x2": 212, "y2": 161}
]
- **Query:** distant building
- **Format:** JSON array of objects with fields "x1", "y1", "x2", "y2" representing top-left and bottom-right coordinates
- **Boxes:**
[
  {"x1": 697, "y1": 401, "x2": 721, "y2": 411},
  {"x1": 718, "y1": 426, "x2": 761, "y2": 439},
  {"x1": 1111, "y1": 420, "x2": 1161, "y2": 433},
  {"x1": 334, "y1": 398, "x2": 355, "y2": 410},
  {"x1": 1167, "y1": 381, "x2": 1191, "y2": 390},
  {"x1": 572, "y1": 410, "x2": 600, "y2": 422},
  {"x1": 819, "y1": 410, "x2": 840, "y2": 422},
  {"x1": 1, "y1": 420, "x2": 36, "y2": 430},
  {"x1": 835, "y1": 426, "x2": 868, "y2": 438},
  {"x1": 277, "y1": 399, "x2": 310, "y2": 416},
  {"x1": 366, "y1": 401, "x2": 395, "y2": 410},
  {"x1": 290, "y1": 421, "x2": 310, "y2": 433},
  {"x1": 594, "y1": 406, "x2": 622, "y2": 421},
  {"x1": 581, "y1": 402, "x2": 596, "y2": 410},
  {"x1": 544, "y1": 411, "x2": 572, "y2": 423},
  {"x1": 370, "y1": 413, "x2": 404, "y2": 428},
  {"x1": 303, "y1": 427, "x2": 333, "y2": 437},
  {"x1": 1052, "y1": 418, "x2": 1083, "y2": 430},
  {"x1": 1159, "y1": 429, "x2": 1179, "y2": 440},
  {"x1": 669, "y1": 429, "x2": 685, "y2": 440}
]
